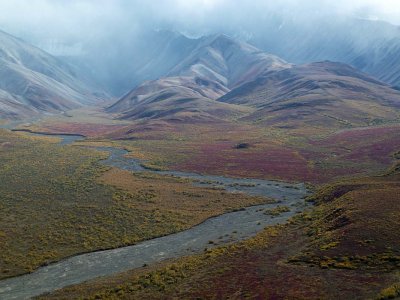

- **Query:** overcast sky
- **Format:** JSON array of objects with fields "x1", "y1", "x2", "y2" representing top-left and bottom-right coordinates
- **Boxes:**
[{"x1": 0, "y1": 0, "x2": 399, "y2": 54}]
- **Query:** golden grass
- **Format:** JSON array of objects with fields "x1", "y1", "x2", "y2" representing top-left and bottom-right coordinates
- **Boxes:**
[
  {"x1": 40, "y1": 161, "x2": 400, "y2": 300},
  {"x1": 38, "y1": 226, "x2": 283, "y2": 300},
  {"x1": 0, "y1": 129, "x2": 266, "y2": 280},
  {"x1": 99, "y1": 168, "x2": 267, "y2": 225}
]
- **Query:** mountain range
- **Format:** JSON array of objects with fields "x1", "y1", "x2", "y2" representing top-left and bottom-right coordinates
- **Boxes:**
[
  {"x1": 107, "y1": 34, "x2": 400, "y2": 127},
  {"x1": 57, "y1": 18, "x2": 400, "y2": 98},
  {"x1": 0, "y1": 30, "x2": 105, "y2": 119},
  {"x1": 1, "y1": 25, "x2": 400, "y2": 128},
  {"x1": 249, "y1": 17, "x2": 400, "y2": 89},
  {"x1": 108, "y1": 34, "x2": 289, "y2": 122}
]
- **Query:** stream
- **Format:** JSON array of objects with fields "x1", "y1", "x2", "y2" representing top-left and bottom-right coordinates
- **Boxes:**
[{"x1": 0, "y1": 132, "x2": 310, "y2": 299}]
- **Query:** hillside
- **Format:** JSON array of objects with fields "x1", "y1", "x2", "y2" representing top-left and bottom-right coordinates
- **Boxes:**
[
  {"x1": 0, "y1": 30, "x2": 104, "y2": 119},
  {"x1": 108, "y1": 35, "x2": 400, "y2": 127},
  {"x1": 107, "y1": 76, "x2": 251, "y2": 122},
  {"x1": 220, "y1": 61, "x2": 400, "y2": 128},
  {"x1": 167, "y1": 34, "x2": 290, "y2": 89},
  {"x1": 108, "y1": 34, "x2": 289, "y2": 121},
  {"x1": 251, "y1": 18, "x2": 400, "y2": 88},
  {"x1": 67, "y1": 30, "x2": 201, "y2": 96}
]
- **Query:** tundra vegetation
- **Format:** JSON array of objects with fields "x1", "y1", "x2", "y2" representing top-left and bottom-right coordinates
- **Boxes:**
[
  {"x1": 40, "y1": 155, "x2": 400, "y2": 299},
  {"x1": 25, "y1": 114, "x2": 400, "y2": 184},
  {"x1": 0, "y1": 129, "x2": 266, "y2": 279}
]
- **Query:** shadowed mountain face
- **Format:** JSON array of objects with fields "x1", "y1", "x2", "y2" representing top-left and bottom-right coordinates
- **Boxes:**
[
  {"x1": 74, "y1": 31, "x2": 290, "y2": 97},
  {"x1": 250, "y1": 18, "x2": 400, "y2": 89},
  {"x1": 0, "y1": 30, "x2": 104, "y2": 119},
  {"x1": 108, "y1": 34, "x2": 289, "y2": 122},
  {"x1": 68, "y1": 30, "x2": 201, "y2": 97},
  {"x1": 107, "y1": 76, "x2": 251, "y2": 122}
]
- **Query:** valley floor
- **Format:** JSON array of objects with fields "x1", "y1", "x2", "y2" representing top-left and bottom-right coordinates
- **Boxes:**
[
  {"x1": 21, "y1": 107, "x2": 400, "y2": 185},
  {"x1": 0, "y1": 128, "x2": 266, "y2": 280},
  {"x1": 1, "y1": 107, "x2": 400, "y2": 299},
  {"x1": 39, "y1": 161, "x2": 400, "y2": 299}
]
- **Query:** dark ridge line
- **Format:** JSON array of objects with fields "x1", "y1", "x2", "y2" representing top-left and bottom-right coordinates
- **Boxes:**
[{"x1": 11, "y1": 128, "x2": 87, "y2": 138}]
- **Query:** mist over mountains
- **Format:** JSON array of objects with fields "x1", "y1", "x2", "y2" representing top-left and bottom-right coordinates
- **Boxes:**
[
  {"x1": 2, "y1": 1, "x2": 400, "y2": 97},
  {"x1": 1, "y1": 3, "x2": 400, "y2": 299},
  {"x1": 0, "y1": 30, "x2": 104, "y2": 118},
  {"x1": 1, "y1": 1, "x2": 400, "y2": 121},
  {"x1": 1, "y1": 21, "x2": 400, "y2": 123},
  {"x1": 55, "y1": 16, "x2": 400, "y2": 97}
]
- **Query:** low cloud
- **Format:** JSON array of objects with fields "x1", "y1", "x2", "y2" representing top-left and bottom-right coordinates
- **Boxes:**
[{"x1": 0, "y1": 0, "x2": 398, "y2": 54}]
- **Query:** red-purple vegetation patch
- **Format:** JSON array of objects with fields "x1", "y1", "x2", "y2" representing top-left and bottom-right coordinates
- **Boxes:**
[
  {"x1": 309, "y1": 126, "x2": 400, "y2": 176},
  {"x1": 179, "y1": 227, "x2": 394, "y2": 300},
  {"x1": 173, "y1": 125, "x2": 400, "y2": 183},
  {"x1": 35, "y1": 123, "x2": 127, "y2": 137},
  {"x1": 174, "y1": 142, "x2": 317, "y2": 182},
  {"x1": 323, "y1": 126, "x2": 400, "y2": 144},
  {"x1": 106, "y1": 121, "x2": 183, "y2": 140},
  {"x1": 344, "y1": 138, "x2": 400, "y2": 164}
]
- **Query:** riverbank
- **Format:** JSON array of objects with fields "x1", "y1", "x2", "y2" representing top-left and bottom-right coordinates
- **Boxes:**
[{"x1": 0, "y1": 129, "x2": 309, "y2": 299}]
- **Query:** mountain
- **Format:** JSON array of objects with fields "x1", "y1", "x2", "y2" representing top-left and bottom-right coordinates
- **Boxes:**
[
  {"x1": 220, "y1": 61, "x2": 400, "y2": 128},
  {"x1": 66, "y1": 30, "x2": 200, "y2": 96},
  {"x1": 49, "y1": 17, "x2": 400, "y2": 96},
  {"x1": 75, "y1": 18, "x2": 400, "y2": 96},
  {"x1": 109, "y1": 32, "x2": 400, "y2": 127},
  {"x1": 167, "y1": 34, "x2": 290, "y2": 89},
  {"x1": 249, "y1": 17, "x2": 400, "y2": 88},
  {"x1": 108, "y1": 34, "x2": 289, "y2": 121},
  {"x1": 65, "y1": 31, "x2": 290, "y2": 97},
  {"x1": 0, "y1": 30, "x2": 104, "y2": 119},
  {"x1": 108, "y1": 76, "x2": 252, "y2": 122}
]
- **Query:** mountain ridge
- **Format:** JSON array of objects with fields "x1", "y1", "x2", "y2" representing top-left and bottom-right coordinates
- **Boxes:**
[
  {"x1": 108, "y1": 34, "x2": 290, "y2": 122},
  {"x1": 0, "y1": 29, "x2": 105, "y2": 119},
  {"x1": 108, "y1": 35, "x2": 400, "y2": 128}
]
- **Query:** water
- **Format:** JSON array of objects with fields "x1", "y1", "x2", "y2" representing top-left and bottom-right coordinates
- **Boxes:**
[{"x1": 0, "y1": 132, "x2": 310, "y2": 299}]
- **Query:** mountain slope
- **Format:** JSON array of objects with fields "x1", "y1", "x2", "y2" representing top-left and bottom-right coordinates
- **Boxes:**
[
  {"x1": 68, "y1": 31, "x2": 290, "y2": 97},
  {"x1": 168, "y1": 34, "x2": 290, "y2": 89},
  {"x1": 250, "y1": 18, "x2": 400, "y2": 88},
  {"x1": 108, "y1": 33, "x2": 400, "y2": 127},
  {"x1": 220, "y1": 61, "x2": 400, "y2": 127},
  {"x1": 70, "y1": 30, "x2": 200, "y2": 96},
  {"x1": 108, "y1": 34, "x2": 289, "y2": 122},
  {"x1": 0, "y1": 30, "x2": 104, "y2": 119},
  {"x1": 108, "y1": 76, "x2": 251, "y2": 122}
]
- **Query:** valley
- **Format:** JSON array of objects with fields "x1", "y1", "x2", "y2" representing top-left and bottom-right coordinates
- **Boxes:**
[
  {"x1": 16, "y1": 105, "x2": 400, "y2": 184},
  {"x1": 0, "y1": 128, "x2": 308, "y2": 299},
  {"x1": 0, "y1": 6, "x2": 400, "y2": 299},
  {"x1": 41, "y1": 159, "x2": 400, "y2": 299}
]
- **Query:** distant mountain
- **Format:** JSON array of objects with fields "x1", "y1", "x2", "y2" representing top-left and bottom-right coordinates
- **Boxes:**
[
  {"x1": 108, "y1": 34, "x2": 289, "y2": 121},
  {"x1": 68, "y1": 30, "x2": 200, "y2": 96},
  {"x1": 0, "y1": 30, "x2": 105, "y2": 119},
  {"x1": 107, "y1": 76, "x2": 251, "y2": 122},
  {"x1": 220, "y1": 61, "x2": 400, "y2": 127},
  {"x1": 109, "y1": 33, "x2": 400, "y2": 127},
  {"x1": 68, "y1": 30, "x2": 290, "y2": 97},
  {"x1": 52, "y1": 17, "x2": 400, "y2": 96},
  {"x1": 249, "y1": 18, "x2": 400, "y2": 88},
  {"x1": 167, "y1": 34, "x2": 289, "y2": 88}
]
